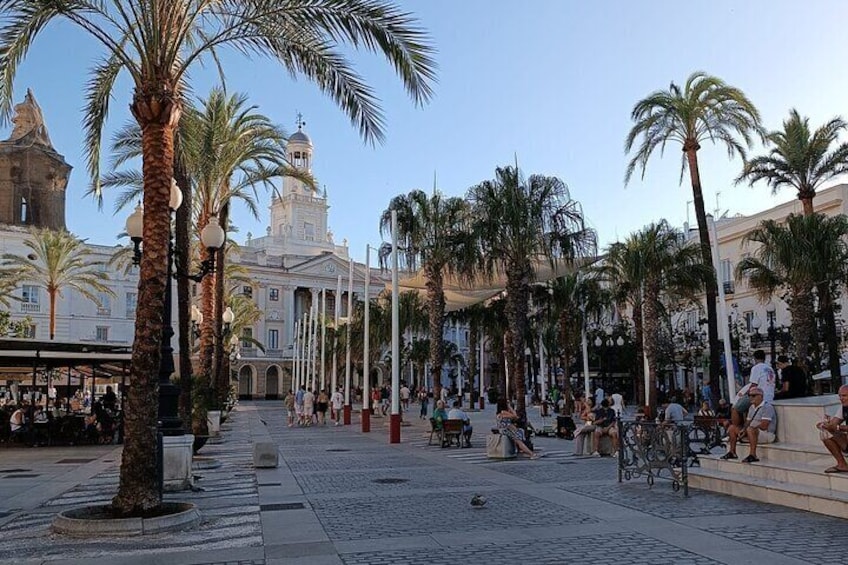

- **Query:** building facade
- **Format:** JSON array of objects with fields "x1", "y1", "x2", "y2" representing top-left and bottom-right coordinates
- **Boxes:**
[{"x1": 0, "y1": 99, "x2": 473, "y2": 398}]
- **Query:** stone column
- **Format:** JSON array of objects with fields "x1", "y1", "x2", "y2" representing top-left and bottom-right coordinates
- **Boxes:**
[{"x1": 282, "y1": 284, "x2": 295, "y2": 351}]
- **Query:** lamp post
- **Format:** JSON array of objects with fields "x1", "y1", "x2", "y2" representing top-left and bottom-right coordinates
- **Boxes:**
[
  {"x1": 766, "y1": 302, "x2": 777, "y2": 370},
  {"x1": 125, "y1": 181, "x2": 224, "y2": 490}
]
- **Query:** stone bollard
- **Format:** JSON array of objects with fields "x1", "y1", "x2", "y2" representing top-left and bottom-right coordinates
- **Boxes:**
[{"x1": 253, "y1": 442, "x2": 279, "y2": 468}]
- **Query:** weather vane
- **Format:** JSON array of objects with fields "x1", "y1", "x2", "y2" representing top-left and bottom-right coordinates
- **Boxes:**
[{"x1": 296, "y1": 112, "x2": 306, "y2": 130}]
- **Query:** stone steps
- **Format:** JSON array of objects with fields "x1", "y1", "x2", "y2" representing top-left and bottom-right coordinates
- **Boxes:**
[
  {"x1": 725, "y1": 441, "x2": 832, "y2": 465},
  {"x1": 698, "y1": 452, "x2": 848, "y2": 492},
  {"x1": 689, "y1": 466, "x2": 848, "y2": 519}
]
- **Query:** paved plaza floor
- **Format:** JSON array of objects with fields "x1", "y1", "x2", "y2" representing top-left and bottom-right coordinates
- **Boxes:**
[{"x1": 0, "y1": 401, "x2": 846, "y2": 564}]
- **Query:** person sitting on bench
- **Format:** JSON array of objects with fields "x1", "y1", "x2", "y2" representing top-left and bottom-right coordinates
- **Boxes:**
[
  {"x1": 447, "y1": 400, "x2": 473, "y2": 447},
  {"x1": 816, "y1": 384, "x2": 848, "y2": 474}
]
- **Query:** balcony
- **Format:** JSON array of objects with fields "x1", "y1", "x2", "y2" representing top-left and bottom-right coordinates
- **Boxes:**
[
  {"x1": 97, "y1": 307, "x2": 112, "y2": 317},
  {"x1": 723, "y1": 281, "x2": 735, "y2": 294},
  {"x1": 20, "y1": 302, "x2": 40, "y2": 313},
  {"x1": 266, "y1": 348, "x2": 283, "y2": 358},
  {"x1": 126, "y1": 309, "x2": 136, "y2": 319}
]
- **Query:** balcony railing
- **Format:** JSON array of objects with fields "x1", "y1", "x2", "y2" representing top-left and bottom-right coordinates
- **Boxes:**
[
  {"x1": 265, "y1": 348, "x2": 283, "y2": 358},
  {"x1": 20, "y1": 302, "x2": 40, "y2": 313},
  {"x1": 723, "y1": 281, "x2": 735, "y2": 294},
  {"x1": 97, "y1": 307, "x2": 112, "y2": 316}
]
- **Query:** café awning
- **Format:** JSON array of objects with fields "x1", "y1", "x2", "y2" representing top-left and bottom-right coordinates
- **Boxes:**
[{"x1": 392, "y1": 255, "x2": 601, "y2": 311}]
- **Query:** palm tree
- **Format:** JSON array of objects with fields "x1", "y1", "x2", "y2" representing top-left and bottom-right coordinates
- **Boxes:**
[
  {"x1": 0, "y1": 0, "x2": 434, "y2": 515},
  {"x1": 379, "y1": 189, "x2": 476, "y2": 399},
  {"x1": 602, "y1": 221, "x2": 708, "y2": 409},
  {"x1": 467, "y1": 166, "x2": 596, "y2": 419},
  {"x1": 106, "y1": 89, "x2": 311, "y2": 432},
  {"x1": 737, "y1": 109, "x2": 848, "y2": 389},
  {"x1": 548, "y1": 272, "x2": 607, "y2": 411},
  {"x1": 0, "y1": 266, "x2": 23, "y2": 308},
  {"x1": 2, "y1": 229, "x2": 114, "y2": 340},
  {"x1": 737, "y1": 213, "x2": 848, "y2": 386},
  {"x1": 625, "y1": 71, "x2": 762, "y2": 398}
]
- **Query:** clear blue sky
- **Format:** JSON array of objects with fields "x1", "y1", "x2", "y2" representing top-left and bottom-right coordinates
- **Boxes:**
[{"x1": 7, "y1": 1, "x2": 848, "y2": 262}]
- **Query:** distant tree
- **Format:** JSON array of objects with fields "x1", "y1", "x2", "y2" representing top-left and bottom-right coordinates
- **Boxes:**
[
  {"x1": 2, "y1": 229, "x2": 113, "y2": 340},
  {"x1": 626, "y1": 71, "x2": 762, "y2": 399},
  {"x1": 467, "y1": 166, "x2": 596, "y2": 419},
  {"x1": 738, "y1": 109, "x2": 848, "y2": 389}
]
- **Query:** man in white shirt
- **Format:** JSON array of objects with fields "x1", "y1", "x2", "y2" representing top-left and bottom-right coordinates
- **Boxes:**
[
  {"x1": 594, "y1": 386, "x2": 605, "y2": 408},
  {"x1": 330, "y1": 387, "x2": 344, "y2": 427},
  {"x1": 749, "y1": 349, "x2": 776, "y2": 403},
  {"x1": 400, "y1": 384, "x2": 411, "y2": 410},
  {"x1": 447, "y1": 400, "x2": 473, "y2": 447}
]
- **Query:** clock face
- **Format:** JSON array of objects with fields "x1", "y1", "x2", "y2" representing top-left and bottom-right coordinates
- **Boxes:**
[{"x1": 325, "y1": 263, "x2": 336, "y2": 274}]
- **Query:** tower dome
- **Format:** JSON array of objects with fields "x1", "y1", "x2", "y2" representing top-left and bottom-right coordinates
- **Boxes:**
[{"x1": 287, "y1": 128, "x2": 312, "y2": 146}]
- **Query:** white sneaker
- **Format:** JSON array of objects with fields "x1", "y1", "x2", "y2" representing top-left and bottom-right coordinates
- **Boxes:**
[{"x1": 591, "y1": 451, "x2": 600, "y2": 457}]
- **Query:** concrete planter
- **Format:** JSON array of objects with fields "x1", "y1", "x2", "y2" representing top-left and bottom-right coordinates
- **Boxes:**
[
  {"x1": 52, "y1": 502, "x2": 200, "y2": 536},
  {"x1": 207, "y1": 410, "x2": 222, "y2": 436}
]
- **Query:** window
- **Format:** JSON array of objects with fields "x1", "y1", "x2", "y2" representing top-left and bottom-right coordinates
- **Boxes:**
[
  {"x1": 268, "y1": 329, "x2": 279, "y2": 350},
  {"x1": 269, "y1": 288, "x2": 279, "y2": 302},
  {"x1": 767, "y1": 310, "x2": 776, "y2": 325},
  {"x1": 22, "y1": 285, "x2": 39, "y2": 304},
  {"x1": 242, "y1": 286, "x2": 253, "y2": 299},
  {"x1": 95, "y1": 326, "x2": 109, "y2": 342},
  {"x1": 241, "y1": 327, "x2": 253, "y2": 348},
  {"x1": 97, "y1": 292, "x2": 112, "y2": 316},
  {"x1": 720, "y1": 259, "x2": 733, "y2": 283},
  {"x1": 126, "y1": 293, "x2": 137, "y2": 318},
  {"x1": 744, "y1": 311, "x2": 755, "y2": 333},
  {"x1": 304, "y1": 222, "x2": 315, "y2": 241},
  {"x1": 20, "y1": 197, "x2": 27, "y2": 223}
]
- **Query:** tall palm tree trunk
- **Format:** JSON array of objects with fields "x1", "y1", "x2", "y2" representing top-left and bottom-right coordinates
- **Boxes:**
[
  {"x1": 213, "y1": 203, "x2": 230, "y2": 407},
  {"x1": 194, "y1": 210, "x2": 214, "y2": 436},
  {"x1": 633, "y1": 302, "x2": 645, "y2": 406},
  {"x1": 790, "y1": 289, "x2": 816, "y2": 380},
  {"x1": 114, "y1": 101, "x2": 178, "y2": 514},
  {"x1": 685, "y1": 148, "x2": 721, "y2": 400},
  {"x1": 425, "y1": 267, "x2": 445, "y2": 398},
  {"x1": 558, "y1": 312, "x2": 575, "y2": 415},
  {"x1": 174, "y1": 157, "x2": 193, "y2": 426},
  {"x1": 643, "y1": 284, "x2": 660, "y2": 409},
  {"x1": 48, "y1": 287, "x2": 57, "y2": 340},
  {"x1": 505, "y1": 270, "x2": 530, "y2": 419}
]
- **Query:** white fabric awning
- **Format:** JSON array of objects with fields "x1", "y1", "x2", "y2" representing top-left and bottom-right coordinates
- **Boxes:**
[{"x1": 392, "y1": 256, "x2": 601, "y2": 311}]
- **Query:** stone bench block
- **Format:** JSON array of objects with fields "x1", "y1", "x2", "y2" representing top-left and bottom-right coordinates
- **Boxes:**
[{"x1": 253, "y1": 442, "x2": 279, "y2": 468}]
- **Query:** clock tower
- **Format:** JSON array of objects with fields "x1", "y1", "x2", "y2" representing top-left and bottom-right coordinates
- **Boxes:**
[{"x1": 268, "y1": 117, "x2": 331, "y2": 253}]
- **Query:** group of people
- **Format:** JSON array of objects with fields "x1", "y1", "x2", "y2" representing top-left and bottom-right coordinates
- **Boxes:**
[{"x1": 284, "y1": 385, "x2": 344, "y2": 427}]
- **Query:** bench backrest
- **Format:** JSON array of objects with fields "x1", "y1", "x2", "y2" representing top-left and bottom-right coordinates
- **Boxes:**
[{"x1": 443, "y1": 419, "x2": 463, "y2": 433}]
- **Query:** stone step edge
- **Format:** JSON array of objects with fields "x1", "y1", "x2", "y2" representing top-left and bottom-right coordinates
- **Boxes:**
[
  {"x1": 698, "y1": 454, "x2": 847, "y2": 477},
  {"x1": 737, "y1": 441, "x2": 830, "y2": 455},
  {"x1": 689, "y1": 466, "x2": 848, "y2": 503}
]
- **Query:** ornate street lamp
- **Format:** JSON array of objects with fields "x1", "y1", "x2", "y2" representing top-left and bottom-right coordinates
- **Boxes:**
[{"x1": 124, "y1": 180, "x2": 225, "y2": 437}]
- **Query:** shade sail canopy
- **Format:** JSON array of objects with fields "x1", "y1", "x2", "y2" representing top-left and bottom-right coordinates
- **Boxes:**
[
  {"x1": 391, "y1": 255, "x2": 601, "y2": 311},
  {"x1": 0, "y1": 339, "x2": 132, "y2": 380}
]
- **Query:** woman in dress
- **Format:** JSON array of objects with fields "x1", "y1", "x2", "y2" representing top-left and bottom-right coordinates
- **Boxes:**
[
  {"x1": 495, "y1": 399, "x2": 538, "y2": 459},
  {"x1": 316, "y1": 390, "x2": 330, "y2": 425}
]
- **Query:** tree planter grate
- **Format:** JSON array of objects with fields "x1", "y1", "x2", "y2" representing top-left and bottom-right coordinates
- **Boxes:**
[
  {"x1": 56, "y1": 458, "x2": 96, "y2": 464},
  {"x1": 372, "y1": 478, "x2": 409, "y2": 484},
  {"x1": 260, "y1": 503, "x2": 305, "y2": 511},
  {"x1": 0, "y1": 469, "x2": 31, "y2": 473},
  {"x1": 3, "y1": 474, "x2": 40, "y2": 478},
  {"x1": 325, "y1": 448, "x2": 351, "y2": 452}
]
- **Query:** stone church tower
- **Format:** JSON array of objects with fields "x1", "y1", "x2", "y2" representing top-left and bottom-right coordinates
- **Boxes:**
[{"x1": 0, "y1": 89, "x2": 70, "y2": 230}]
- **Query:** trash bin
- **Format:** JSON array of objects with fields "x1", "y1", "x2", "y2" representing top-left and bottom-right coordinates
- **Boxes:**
[{"x1": 556, "y1": 416, "x2": 575, "y2": 440}]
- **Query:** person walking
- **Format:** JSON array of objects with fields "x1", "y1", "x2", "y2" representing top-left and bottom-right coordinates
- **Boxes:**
[
  {"x1": 331, "y1": 387, "x2": 344, "y2": 427},
  {"x1": 283, "y1": 389, "x2": 295, "y2": 427},
  {"x1": 418, "y1": 387, "x2": 429, "y2": 419}
]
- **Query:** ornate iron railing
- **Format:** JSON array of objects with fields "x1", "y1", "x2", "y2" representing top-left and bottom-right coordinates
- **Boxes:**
[{"x1": 617, "y1": 420, "x2": 690, "y2": 495}]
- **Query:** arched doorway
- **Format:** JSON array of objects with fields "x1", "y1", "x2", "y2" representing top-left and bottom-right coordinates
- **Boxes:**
[
  {"x1": 266, "y1": 366, "x2": 280, "y2": 399},
  {"x1": 238, "y1": 365, "x2": 253, "y2": 399}
]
